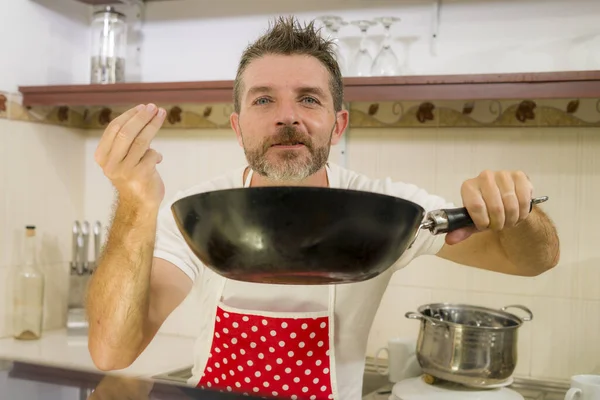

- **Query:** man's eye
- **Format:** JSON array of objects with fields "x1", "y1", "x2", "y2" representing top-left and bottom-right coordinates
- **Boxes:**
[
  {"x1": 254, "y1": 98, "x2": 271, "y2": 105},
  {"x1": 302, "y1": 97, "x2": 319, "y2": 104}
]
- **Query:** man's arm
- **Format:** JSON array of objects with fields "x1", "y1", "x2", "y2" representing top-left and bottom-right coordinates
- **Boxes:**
[
  {"x1": 435, "y1": 170, "x2": 559, "y2": 276},
  {"x1": 436, "y1": 205, "x2": 560, "y2": 276},
  {"x1": 86, "y1": 103, "x2": 193, "y2": 371},
  {"x1": 86, "y1": 201, "x2": 192, "y2": 371}
]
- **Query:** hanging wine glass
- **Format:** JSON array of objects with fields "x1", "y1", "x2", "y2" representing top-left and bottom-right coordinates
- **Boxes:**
[
  {"x1": 371, "y1": 17, "x2": 401, "y2": 76},
  {"x1": 317, "y1": 16, "x2": 348, "y2": 75},
  {"x1": 350, "y1": 20, "x2": 376, "y2": 77}
]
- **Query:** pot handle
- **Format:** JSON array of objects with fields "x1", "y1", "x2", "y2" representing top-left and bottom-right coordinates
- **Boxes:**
[
  {"x1": 405, "y1": 312, "x2": 423, "y2": 321},
  {"x1": 501, "y1": 305, "x2": 533, "y2": 321},
  {"x1": 421, "y1": 196, "x2": 549, "y2": 235},
  {"x1": 405, "y1": 312, "x2": 445, "y2": 327}
]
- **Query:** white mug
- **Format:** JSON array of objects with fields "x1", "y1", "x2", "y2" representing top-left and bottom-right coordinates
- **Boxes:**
[
  {"x1": 374, "y1": 337, "x2": 422, "y2": 383},
  {"x1": 564, "y1": 375, "x2": 600, "y2": 400}
]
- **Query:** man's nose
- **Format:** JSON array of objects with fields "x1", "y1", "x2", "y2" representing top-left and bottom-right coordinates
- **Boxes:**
[{"x1": 275, "y1": 101, "x2": 299, "y2": 126}]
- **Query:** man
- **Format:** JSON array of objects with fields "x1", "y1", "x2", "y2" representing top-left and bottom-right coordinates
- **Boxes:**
[{"x1": 86, "y1": 16, "x2": 560, "y2": 400}]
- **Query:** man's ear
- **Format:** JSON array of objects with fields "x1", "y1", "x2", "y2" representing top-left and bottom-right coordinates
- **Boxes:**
[
  {"x1": 330, "y1": 109, "x2": 349, "y2": 145},
  {"x1": 230, "y1": 112, "x2": 244, "y2": 147}
]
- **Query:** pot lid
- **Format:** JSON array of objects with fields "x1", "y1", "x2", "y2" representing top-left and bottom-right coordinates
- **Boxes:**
[{"x1": 391, "y1": 377, "x2": 524, "y2": 400}]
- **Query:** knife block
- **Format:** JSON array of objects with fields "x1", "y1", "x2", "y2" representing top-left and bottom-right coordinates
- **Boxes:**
[
  {"x1": 67, "y1": 273, "x2": 91, "y2": 336},
  {"x1": 68, "y1": 273, "x2": 90, "y2": 309}
]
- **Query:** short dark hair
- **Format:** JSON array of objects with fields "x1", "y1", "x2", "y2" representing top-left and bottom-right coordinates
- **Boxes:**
[{"x1": 233, "y1": 15, "x2": 344, "y2": 113}]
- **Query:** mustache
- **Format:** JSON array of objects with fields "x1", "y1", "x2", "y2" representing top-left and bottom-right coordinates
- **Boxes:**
[{"x1": 263, "y1": 126, "x2": 313, "y2": 150}]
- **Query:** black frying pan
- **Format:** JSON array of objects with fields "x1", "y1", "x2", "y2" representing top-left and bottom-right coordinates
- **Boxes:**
[{"x1": 171, "y1": 187, "x2": 548, "y2": 285}]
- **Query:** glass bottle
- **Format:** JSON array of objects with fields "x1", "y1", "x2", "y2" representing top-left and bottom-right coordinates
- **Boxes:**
[
  {"x1": 13, "y1": 226, "x2": 45, "y2": 340},
  {"x1": 90, "y1": 6, "x2": 127, "y2": 84}
]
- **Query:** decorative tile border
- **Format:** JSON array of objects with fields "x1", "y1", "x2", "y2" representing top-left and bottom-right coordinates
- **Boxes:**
[
  {"x1": 0, "y1": 92, "x2": 7, "y2": 119},
  {"x1": 3, "y1": 90, "x2": 600, "y2": 129},
  {"x1": 350, "y1": 99, "x2": 600, "y2": 128},
  {"x1": 80, "y1": 103, "x2": 233, "y2": 130},
  {"x1": 6, "y1": 93, "x2": 87, "y2": 128}
]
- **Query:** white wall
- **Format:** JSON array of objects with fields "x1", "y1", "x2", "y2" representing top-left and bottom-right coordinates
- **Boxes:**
[
  {"x1": 3, "y1": 0, "x2": 600, "y2": 89},
  {"x1": 82, "y1": 124, "x2": 600, "y2": 382},
  {"x1": 0, "y1": 119, "x2": 86, "y2": 337},
  {"x1": 0, "y1": 0, "x2": 90, "y2": 337},
  {"x1": 0, "y1": 0, "x2": 91, "y2": 92},
  {"x1": 138, "y1": 0, "x2": 600, "y2": 82}
]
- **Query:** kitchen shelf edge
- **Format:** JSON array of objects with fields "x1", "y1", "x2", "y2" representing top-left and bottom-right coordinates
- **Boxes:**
[{"x1": 18, "y1": 70, "x2": 600, "y2": 107}]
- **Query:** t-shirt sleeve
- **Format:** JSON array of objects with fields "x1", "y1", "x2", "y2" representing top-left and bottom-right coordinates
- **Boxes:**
[{"x1": 153, "y1": 191, "x2": 203, "y2": 282}]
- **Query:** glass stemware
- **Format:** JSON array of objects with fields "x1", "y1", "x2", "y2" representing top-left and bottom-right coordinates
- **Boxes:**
[
  {"x1": 351, "y1": 20, "x2": 376, "y2": 77},
  {"x1": 317, "y1": 16, "x2": 348, "y2": 75},
  {"x1": 371, "y1": 17, "x2": 401, "y2": 76}
]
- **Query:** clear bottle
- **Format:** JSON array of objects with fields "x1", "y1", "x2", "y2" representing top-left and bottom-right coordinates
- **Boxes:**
[
  {"x1": 90, "y1": 6, "x2": 128, "y2": 84},
  {"x1": 13, "y1": 226, "x2": 45, "y2": 340}
]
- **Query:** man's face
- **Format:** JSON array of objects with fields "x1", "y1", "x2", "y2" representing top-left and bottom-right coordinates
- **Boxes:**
[{"x1": 230, "y1": 54, "x2": 348, "y2": 182}]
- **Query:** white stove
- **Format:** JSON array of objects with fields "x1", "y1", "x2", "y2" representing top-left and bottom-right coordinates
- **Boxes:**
[
  {"x1": 387, "y1": 375, "x2": 523, "y2": 400},
  {"x1": 363, "y1": 374, "x2": 571, "y2": 400}
]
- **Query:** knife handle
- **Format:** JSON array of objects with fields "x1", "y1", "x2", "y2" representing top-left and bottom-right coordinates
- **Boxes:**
[
  {"x1": 81, "y1": 221, "x2": 90, "y2": 274},
  {"x1": 71, "y1": 221, "x2": 81, "y2": 273},
  {"x1": 93, "y1": 221, "x2": 102, "y2": 273}
]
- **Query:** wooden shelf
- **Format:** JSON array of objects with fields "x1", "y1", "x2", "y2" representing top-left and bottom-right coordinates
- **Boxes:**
[{"x1": 18, "y1": 70, "x2": 600, "y2": 108}]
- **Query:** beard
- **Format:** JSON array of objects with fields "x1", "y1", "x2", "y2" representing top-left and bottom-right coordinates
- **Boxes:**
[{"x1": 242, "y1": 125, "x2": 332, "y2": 182}]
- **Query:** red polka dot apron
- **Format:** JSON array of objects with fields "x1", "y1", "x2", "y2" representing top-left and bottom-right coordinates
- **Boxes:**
[{"x1": 195, "y1": 168, "x2": 339, "y2": 399}]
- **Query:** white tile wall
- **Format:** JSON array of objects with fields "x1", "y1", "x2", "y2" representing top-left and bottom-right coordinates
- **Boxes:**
[
  {"x1": 139, "y1": 0, "x2": 600, "y2": 82},
  {"x1": 0, "y1": 119, "x2": 86, "y2": 337},
  {"x1": 346, "y1": 127, "x2": 600, "y2": 380},
  {"x1": 2, "y1": 122, "x2": 599, "y2": 381},
  {"x1": 83, "y1": 126, "x2": 600, "y2": 381}
]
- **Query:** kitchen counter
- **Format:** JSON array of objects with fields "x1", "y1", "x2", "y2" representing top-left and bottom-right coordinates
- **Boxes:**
[
  {"x1": 0, "y1": 329, "x2": 196, "y2": 379},
  {"x1": 0, "y1": 330, "x2": 574, "y2": 399}
]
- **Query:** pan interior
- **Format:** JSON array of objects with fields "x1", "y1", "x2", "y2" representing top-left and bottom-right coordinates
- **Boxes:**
[{"x1": 171, "y1": 186, "x2": 425, "y2": 285}]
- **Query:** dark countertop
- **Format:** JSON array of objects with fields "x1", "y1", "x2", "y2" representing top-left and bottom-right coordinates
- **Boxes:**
[
  {"x1": 1, "y1": 355, "x2": 572, "y2": 400},
  {"x1": 0, "y1": 356, "x2": 263, "y2": 400}
]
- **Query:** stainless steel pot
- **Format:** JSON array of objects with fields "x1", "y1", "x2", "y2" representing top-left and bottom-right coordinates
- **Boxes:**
[{"x1": 405, "y1": 303, "x2": 533, "y2": 388}]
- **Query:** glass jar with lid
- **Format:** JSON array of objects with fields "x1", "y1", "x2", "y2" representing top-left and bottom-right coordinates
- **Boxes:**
[{"x1": 90, "y1": 6, "x2": 127, "y2": 84}]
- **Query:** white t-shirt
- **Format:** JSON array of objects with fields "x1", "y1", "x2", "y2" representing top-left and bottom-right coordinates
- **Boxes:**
[{"x1": 153, "y1": 162, "x2": 454, "y2": 399}]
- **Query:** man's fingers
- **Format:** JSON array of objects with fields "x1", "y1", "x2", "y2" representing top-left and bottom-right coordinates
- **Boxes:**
[
  {"x1": 106, "y1": 104, "x2": 159, "y2": 165},
  {"x1": 136, "y1": 148, "x2": 163, "y2": 176},
  {"x1": 122, "y1": 109, "x2": 166, "y2": 168},
  {"x1": 445, "y1": 226, "x2": 478, "y2": 245},
  {"x1": 460, "y1": 180, "x2": 489, "y2": 231},
  {"x1": 94, "y1": 105, "x2": 143, "y2": 166}
]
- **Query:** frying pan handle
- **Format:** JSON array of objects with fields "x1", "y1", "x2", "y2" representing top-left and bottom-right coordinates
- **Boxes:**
[{"x1": 423, "y1": 196, "x2": 549, "y2": 235}]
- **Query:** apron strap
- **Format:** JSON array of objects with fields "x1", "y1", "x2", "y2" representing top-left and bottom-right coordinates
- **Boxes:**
[{"x1": 244, "y1": 168, "x2": 254, "y2": 188}]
